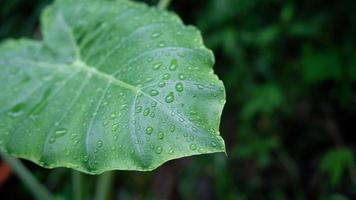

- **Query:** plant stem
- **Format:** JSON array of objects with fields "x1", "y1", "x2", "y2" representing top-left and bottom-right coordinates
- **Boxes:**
[
  {"x1": 95, "y1": 171, "x2": 114, "y2": 200},
  {"x1": 72, "y1": 170, "x2": 84, "y2": 200},
  {"x1": 0, "y1": 152, "x2": 53, "y2": 200},
  {"x1": 158, "y1": 0, "x2": 172, "y2": 10}
]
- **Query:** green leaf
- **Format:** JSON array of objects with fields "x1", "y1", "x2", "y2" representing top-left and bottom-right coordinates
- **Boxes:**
[
  {"x1": 319, "y1": 147, "x2": 354, "y2": 186},
  {"x1": 0, "y1": 0, "x2": 226, "y2": 174}
]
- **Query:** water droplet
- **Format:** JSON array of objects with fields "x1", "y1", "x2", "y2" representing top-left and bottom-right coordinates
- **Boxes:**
[
  {"x1": 147, "y1": 57, "x2": 153, "y2": 62},
  {"x1": 110, "y1": 112, "x2": 116, "y2": 118},
  {"x1": 7, "y1": 103, "x2": 26, "y2": 118},
  {"x1": 150, "y1": 112, "x2": 155, "y2": 118},
  {"x1": 152, "y1": 62, "x2": 162, "y2": 70},
  {"x1": 158, "y1": 41, "x2": 165, "y2": 47},
  {"x1": 192, "y1": 127, "x2": 197, "y2": 132},
  {"x1": 169, "y1": 125, "x2": 176, "y2": 132},
  {"x1": 158, "y1": 81, "x2": 166, "y2": 88},
  {"x1": 178, "y1": 73, "x2": 186, "y2": 80},
  {"x1": 151, "y1": 32, "x2": 161, "y2": 38},
  {"x1": 163, "y1": 73, "x2": 170, "y2": 80},
  {"x1": 211, "y1": 141, "x2": 217, "y2": 148},
  {"x1": 198, "y1": 147, "x2": 204, "y2": 153},
  {"x1": 189, "y1": 135, "x2": 195, "y2": 141},
  {"x1": 190, "y1": 144, "x2": 197, "y2": 151},
  {"x1": 83, "y1": 156, "x2": 89, "y2": 162},
  {"x1": 189, "y1": 110, "x2": 197, "y2": 115},
  {"x1": 149, "y1": 89, "x2": 159, "y2": 96},
  {"x1": 151, "y1": 102, "x2": 157, "y2": 107},
  {"x1": 157, "y1": 131, "x2": 164, "y2": 139},
  {"x1": 97, "y1": 140, "x2": 103, "y2": 147},
  {"x1": 49, "y1": 137, "x2": 56, "y2": 143},
  {"x1": 146, "y1": 77, "x2": 153, "y2": 82},
  {"x1": 169, "y1": 59, "x2": 178, "y2": 71},
  {"x1": 143, "y1": 108, "x2": 150, "y2": 116},
  {"x1": 164, "y1": 92, "x2": 175, "y2": 103},
  {"x1": 197, "y1": 84, "x2": 204, "y2": 89},
  {"x1": 175, "y1": 83, "x2": 184, "y2": 92},
  {"x1": 168, "y1": 148, "x2": 174, "y2": 154},
  {"x1": 135, "y1": 106, "x2": 142, "y2": 113},
  {"x1": 120, "y1": 104, "x2": 128, "y2": 110},
  {"x1": 112, "y1": 123, "x2": 119, "y2": 131},
  {"x1": 146, "y1": 127, "x2": 153, "y2": 135},
  {"x1": 155, "y1": 146, "x2": 163, "y2": 154},
  {"x1": 54, "y1": 128, "x2": 67, "y2": 137}
]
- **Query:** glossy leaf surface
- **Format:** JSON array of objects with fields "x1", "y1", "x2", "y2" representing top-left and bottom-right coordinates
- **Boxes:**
[{"x1": 0, "y1": 0, "x2": 226, "y2": 174}]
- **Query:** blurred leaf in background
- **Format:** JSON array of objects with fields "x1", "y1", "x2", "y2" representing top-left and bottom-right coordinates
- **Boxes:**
[{"x1": 319, "y1": 148, "x2": 355, "y2": 186}]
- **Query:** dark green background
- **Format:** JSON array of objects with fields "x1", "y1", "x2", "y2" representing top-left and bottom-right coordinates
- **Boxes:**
[{"x1": 0, "y1": 0, "x2": 355, "y2": 199}]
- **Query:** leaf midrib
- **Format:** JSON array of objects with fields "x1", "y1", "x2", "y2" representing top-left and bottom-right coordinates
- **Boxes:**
[{"x1": 73, "y1": 60, "x2": 138, "y2": 92}]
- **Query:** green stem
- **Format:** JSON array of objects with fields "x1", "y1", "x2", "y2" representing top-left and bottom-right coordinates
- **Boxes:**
[
  {"x1": 0, "y1": 152, "x2": 54, "y2": 200},
  {"x1": 158, "y1": 0, "x2": 172, "y2": 10},
  {"x1": 72, "y1": 170, "x2": 84, "y2": 200},
  {"x1": 95, "y1": 171, "x2": 114, "y2": 200}
]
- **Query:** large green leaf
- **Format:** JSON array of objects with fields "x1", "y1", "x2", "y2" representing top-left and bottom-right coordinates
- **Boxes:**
[{"x1": 0, "y1": 0, "x2": 226, "y2": 174}]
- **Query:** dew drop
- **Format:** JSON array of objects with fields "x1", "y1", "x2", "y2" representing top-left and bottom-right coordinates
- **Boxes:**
[
  {"x1": 190, "y1": 144, "x2": 197, "y2": 151},
  {"x1": 147, "y1": 57, "x2": 153, "y2": 62},
  {"x1": 169, "y1": 125, "x2": 176, "y2": 132},
  {"x1": 175, "y1": 83, "x2": 184, "y2": 92},
  {"x1": 197, "y1": 84, "x2": 204, "y2": 89},
  {"x1": 211, "y1": 141, "x2": 217, "y2": 148},
  {"x1": 178, "y1": 73, "x2": 186, "y2": 80},
  {"x1": 169, "y1": 59, "x2": 178, "y2": 71},
  {"x1": 112, "y1": 123, "x2": 119, "y2": 132},
  {"x1": 163, "y1": 73, "x2": 170, "y2": 80},
  {"x1": 7, "y1": 103, "x2": 26, "y2": 118},
  {"x1": 135, "y1": 106, "x2": 142, "y2": 113},
  {"x1": 146, "y1": 127, "x2": 153, "y2": 135},
  {"x1": 54, "y1": 128, "x2": 67, "y2": 137},
  {"x1": 143, "y1": 108, "x2": 150, "y2": 116},
  {"x1": 158, "y1": 81, "x2": 166, "y2": 88},
  {"x1": 49, "y1": 137, "x2": 56, "y2": 143},
  {"x1": 97, "y1": 140, "x2": 103, "y2": 147},
  {"x1": 189, "y1": 110, "x2": 197, "y2": 115},
  {"x1": 165, "y1": 92, "x2": 175, "y2": 103},
  {"x1": 152, "y1": 62, "x2": 162, "y2": 70},
  {"x1": 168, "y1": 148, "x2": 174, "y2": 154},
  {"x1": 110, "y1": 112, "x2": 116, "y2": 118},
  {"x1": 83, "y1": 156, "x2": 89, "y2": 162},
  {"x1": 158, "y1": 41, "x2": 165, "y2": 47},
  {"x1": 151, "y1": 32, "x2": 161, "y2": 38},
  {"x1": 149, "y1": 89, "x2": 159, "y2": 96},
  {"x1": 150, "y1": 112, "x2": 155, "y2": 118},
  {"x1": 189, "y1": 135, "x2": 195, "y2": 141},
  {"x1": 155, "y1": 146, "x2": 163, "y2": 154},
  {"x1": 157, "y1": 131, "x2": 164, "y2": 140}
]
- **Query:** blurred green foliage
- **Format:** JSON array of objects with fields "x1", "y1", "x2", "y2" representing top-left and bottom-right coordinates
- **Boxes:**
[{"x1": 0, "y1": 0, "x2": 355, "y2": 199}]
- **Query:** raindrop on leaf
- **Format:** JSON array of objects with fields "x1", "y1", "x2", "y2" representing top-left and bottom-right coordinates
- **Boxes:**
[{"x1": 165, "y1": 92, "x2": 175, "y2": 103}]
